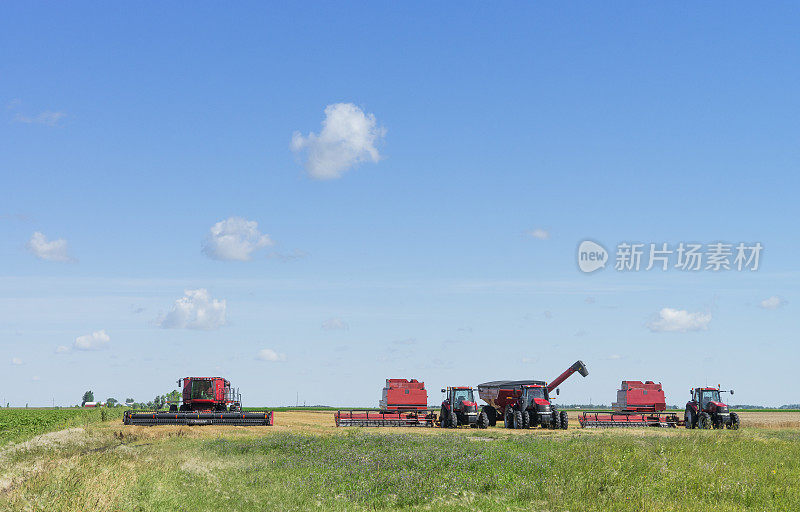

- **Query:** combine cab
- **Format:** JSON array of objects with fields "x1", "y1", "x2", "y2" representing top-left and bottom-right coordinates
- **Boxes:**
[
  {"x1": 478, "y1": 360, "x2": 589, "y2": 429},
  {"x1": 579, "y1": 381, "x2": 683, "y2": 428},
  {"x1": 123, "y1": 377, "x2": 273, "y2": 426},
  {"x1": 335, "y1": 379, "x2": 436, "y2": 427},
  {"x1": 439, "y1": 387, "x2": 488, "y2": 428},
  {"x1": 685, "y1": 386, "x2": 739, "y2": 429}
]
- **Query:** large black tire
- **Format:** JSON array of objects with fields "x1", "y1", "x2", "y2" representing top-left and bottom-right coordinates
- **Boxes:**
[
  {"x1": 513, "y1": 410, "x2": 523, "y2": 429},
  {"x1": 440, "y1": 407, "x2": 449, "y2": 428},
  {"x1": 684, "y1": 408, "x2": 696, "y2": 429},
  {"x1": 504, "y1": 407, "x2": 514, "y2": 429},
  {"x1": 521, "y1": 411, "x2": 530, "y2": 429},
  {"x1": 169, "y1": 404, "x2": 178, "y2": 413},
  {"x1": 560, "y1": 410, "x2": 569, "y2": 430},
  {"x1": 698, "y1": 412, "x2": 712, "y2": 430},
  {"x1": 448, "y1": 410, "x2": 458, "y2": 429},
  {"x1": 729, "y1": 412, "x2": 740, "y2": 430},
  {"x1": 477, "y1": 411, "x2": 489, "y2": 429},
  {"x1": 484, "y1": 406, "x2": 497, "y2": 427}
]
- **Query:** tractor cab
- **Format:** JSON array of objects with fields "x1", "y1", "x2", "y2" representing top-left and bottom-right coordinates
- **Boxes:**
[
  {"x1": 691, "y1": 387, "x2": 731, "y2": 413},
  {"x1": 520, "y1": 384, "x2": 551, "y2": 409},
  {"x1": 444, "y1": 387, "x2": 477, "y2": 412}
]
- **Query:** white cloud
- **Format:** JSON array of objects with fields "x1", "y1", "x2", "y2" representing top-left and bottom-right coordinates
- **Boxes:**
[
  {"x1": 291, "y1": 103, "x2": 385, "y2": 180},
  {"x1": 32, "y1": 376, "x2": 40, "y2": 381},
  {"x1": 202, "y1": 217, "x2": 273, "y2": 261},
  {"x1": 607, "y1": 354, "x2": 622, "y2": 360},
  {"x1": 26, "y1": 232, "x2": 71, "y2": 262},
  {"x1": 760, "y1": 296, "x2": 787, "y2": 310},
  {"x1": 647, "y1": 308, "x2": 711, "y2": 333},
  {"x1": 14, "y1": 111, "x2": 66, "y2": 127},
  {"x1": 55, "y1": 345, "x2": 70, "y2": 354},
  {"x1": 522, "y1": 357, "x2": 538, "y2": 364},
  {"x1": 158, "y1": 289, "x2": 227, "y2": 330},
  {"x1": 255, "y1": 348, "x2": 286, "y2": 362},
  {"x1": 74, "y1": 330, "x2": 110, "y2": 350},
  {"x1": 322, "y1": 318, "x2": 349, "y2": 331},
  {"x1": 526, "y1": 228, "x2": 550, "y2": 240},
  {"x1": 11, "y1": 357, "x2": 23, "y2": 366}
]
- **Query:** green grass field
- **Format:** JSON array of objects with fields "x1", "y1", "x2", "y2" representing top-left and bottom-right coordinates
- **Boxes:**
[
  {"x1": 1, "y1": 410, "x2": 798, "y2": 511},
  {"x1": 0, "y1": 408, "x2": 126, "y2": 446}
]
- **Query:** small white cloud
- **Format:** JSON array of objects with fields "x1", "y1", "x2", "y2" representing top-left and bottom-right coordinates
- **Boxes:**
[
  {"x1": 32, "y1": 375, "x2": 40, "y2": 381},
  {"x1": 543, "y1": 310, "x2": 553, "y2": 320},
  {"x1": 55, "y1": 345, "x2": 70, "y2": 354},
  {"x1": 522, "y1": 357, "x2": 538, "y2": 364},
  {"x1": 74, "y1": 330, "x2": 110, "y2": 350},
  {"x1": 158, "y1": 289, "x2": 226, "y2": 330},
  {"x1": 526, "y1": 228, "x2": 550, "y2": 240},
  {"x1": 14, "y1": 111, "x2": 66, "y2": 127},
  {"x1": 11, "y1": 357, "x2": 23, "y2": 365},
  {"x1": 202, "y1": 217, "x2": 273, "y2": 261},
  {"x1": 291, "y1": 103, "x2": 385, "y2": 180},
  {"x1": 760, "y1": 296, "x2": 787, "y2": 310},
  {"x1": 322, "y1": 318, "x2": 349, "y2": 331},
  {"x1": 607, "y1": 354, "x2": 622, "y2": 360},
  {"x1": 26, "y1": 232, "x2": 72, "y2": 262},
  {"x1": 647, "y1": 308, "x2": 711, "y2": 333},
  {"x1": 256, "y1": 348, "x2": 286, "y2": 362}
]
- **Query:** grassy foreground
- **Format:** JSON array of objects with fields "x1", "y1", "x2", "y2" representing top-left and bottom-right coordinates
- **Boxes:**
[{"x1": 1, "y1": 423, "x2": 798, "y2": 511}]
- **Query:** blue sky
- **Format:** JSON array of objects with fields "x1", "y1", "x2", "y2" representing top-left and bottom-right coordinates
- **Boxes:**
[{"x1": 1, "y1": 3, "x2": 798, "y2": 407}]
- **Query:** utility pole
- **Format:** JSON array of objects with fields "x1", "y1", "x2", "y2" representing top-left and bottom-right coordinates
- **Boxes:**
[{"x1": 296, "y1": 392, "x2": 298, "y2": 407}]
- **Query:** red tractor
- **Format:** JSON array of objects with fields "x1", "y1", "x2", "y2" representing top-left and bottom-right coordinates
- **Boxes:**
[
  {"x1": 123, "y1": 376, "x2": 273, "y2": 426},
  {"x1": 439, "y1": 387, "x2": 489, "y2": 429},
  {"x1": 684, "y1": 386, "x2": 740, "y2": 430},
  {"x1": 478, "y1": 360, "x2": 589, "y2": 429}
]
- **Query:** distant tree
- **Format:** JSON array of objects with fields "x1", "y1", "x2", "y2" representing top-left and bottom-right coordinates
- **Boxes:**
[
  {"x1": 81, "y1": 390, "x2": 94, "y2": 406},
  {"x1": 106, "y1": 398, "x2": 118, "y2": 407},
  {"x1": 125, "y1": 398, "x2": 134, "y2": 406},
  {"x1": 166, "y1": 390, "x2": 181, "y2": 405}
]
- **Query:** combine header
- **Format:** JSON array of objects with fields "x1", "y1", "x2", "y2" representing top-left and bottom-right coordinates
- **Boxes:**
[
  {"x1": 334, "y1": 379, "x2": 436, "y2": 427},
  {"x1": 579, "y1": 381, "x2": 683, "y2": 428},
  {"x1": 123, "y1": 377, "x2": 273, "y2": 426},
  {"x1": 478, "y1": 360, "x2": 589, "y2": 429}
]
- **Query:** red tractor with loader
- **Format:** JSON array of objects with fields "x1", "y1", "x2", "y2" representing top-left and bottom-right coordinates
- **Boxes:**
[
  {"x1": 439, "y1": 386, "x2": 489, "y2": 429},
  {"x1": 478, "y1": 360, "x2": 589, "y2": 429},
  {"x1": 685, "y1": 386, "x2": 740, "y2": 430},
  {"x1": 123, "y1": 377, "x2": 273, "y2": 426}
]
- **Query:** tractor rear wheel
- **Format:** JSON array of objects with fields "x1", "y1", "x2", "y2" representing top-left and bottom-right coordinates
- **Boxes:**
[
  {"x1": 521, "y1": 411, "x2": 530, "y2": 429},
  {"x1": 684, "y1": 408, "x2": 696, "y2": 429},
  {"x1": 560, "y1": 410, "x2": 569, "y2": 429},
  {"x1": 448, "y1": 410, "x2": 458, "y2": 428},
  {"x1": 729, "y1": 412, "x2": 740, "y2": 430},
  {"x1": 484, "y1": 406, "x2": 497, "y2": 427},
  {"x1": 504, "y1": 407, "x2": 514, "y2": 429},
  {"x1": 550, "y1": 411, "x2": 561, "y2": 430},
  {"x1": 698, "y1": 412, "x2": 712, "y2": 429},
  {"x1": 440, "y1": 407, "x2": 449, "y2": 428},
  {"x1": 513, "y1": 410, "x2": 523, "y2": 429},
  {"x1": 477, "y1": 411, "x2": 489, "y2": 429}
]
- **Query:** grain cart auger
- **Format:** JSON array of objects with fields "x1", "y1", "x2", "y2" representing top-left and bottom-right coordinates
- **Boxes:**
[
  {"x1": 684, "y1": 386, "x2": 740, "y2": 430},
  {"x1": 334, "y1": 379, "x2": 436, "y2": 427},
  {"x1": 478, "y1": 360, "x2": 588, "y2": 429},
  {"x1": 438, "y1": 387, "x2": 489, "y2": 428},
  {"x1": 579, "y1": 381, "x2": 683, "y2": 428},
  {"x1": 123, "y1": 377, "x2": 274, "y2": 426}
]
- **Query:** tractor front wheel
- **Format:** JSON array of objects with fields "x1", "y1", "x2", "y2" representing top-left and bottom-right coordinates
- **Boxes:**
[
  {"x1": 477, "y1": 411, "x2": 489, "y2": 429},
  {"x1": 560, "y1": 410, "x2": 569, "y2": 429},
  {"x1": 728, "y1": 412, "x2": 740, "y2": 430},
  {"x1": 698, "y1": 412, "x2": 712, "y2": 429},
  {"x1": 440, "y1": 407, "x2": 449, "y2": 428},
  {"x1": 504, "y1": 407, "x2": 514, "y2": 429},
  {"x1": 521, "y1": 411, "x2": 530, "y2": 429},
  {"x1": 551, "y1": 411, "x2": 561, "y2": 430}
]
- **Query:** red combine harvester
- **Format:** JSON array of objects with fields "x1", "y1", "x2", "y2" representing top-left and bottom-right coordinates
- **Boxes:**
[
  {"x1": 123, "y1": 377, "x2": 273, "y2": 426},
  {"x1": 579, "y1": 381, "x2": 683, "y2": 428},
  {"x1": 478, "y1": 360, "x2": 589, "y2": 429},
  {"x1": 439, "y1": 386, "x2": 489, "y2": 428},
  {"x1": 685, "y1": 386, "x2": 739, "y2": 429},
  {"x1": 334, "y1": 379, "x2": 436, "y2": 427}
]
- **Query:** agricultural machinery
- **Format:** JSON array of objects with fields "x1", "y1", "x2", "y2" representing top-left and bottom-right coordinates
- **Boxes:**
[
  {"x1": 439, "y1": 386, "x2": 489, "y2": 428},
  {"x1": 685, "y1": 386, "x2": 740, "y2": 429},
  {"x1": 478, "y1": 360, "x2": 589, "y2": 429},
  {"x1": 334, "y1": 379, "x2": 436, "y2": 427},
  {"x1": 579, "y1": 381, "x2": 684, "y2": 428},
  {"x1": 123, "y1": 377, "x2": 273, "y2": 426}
]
